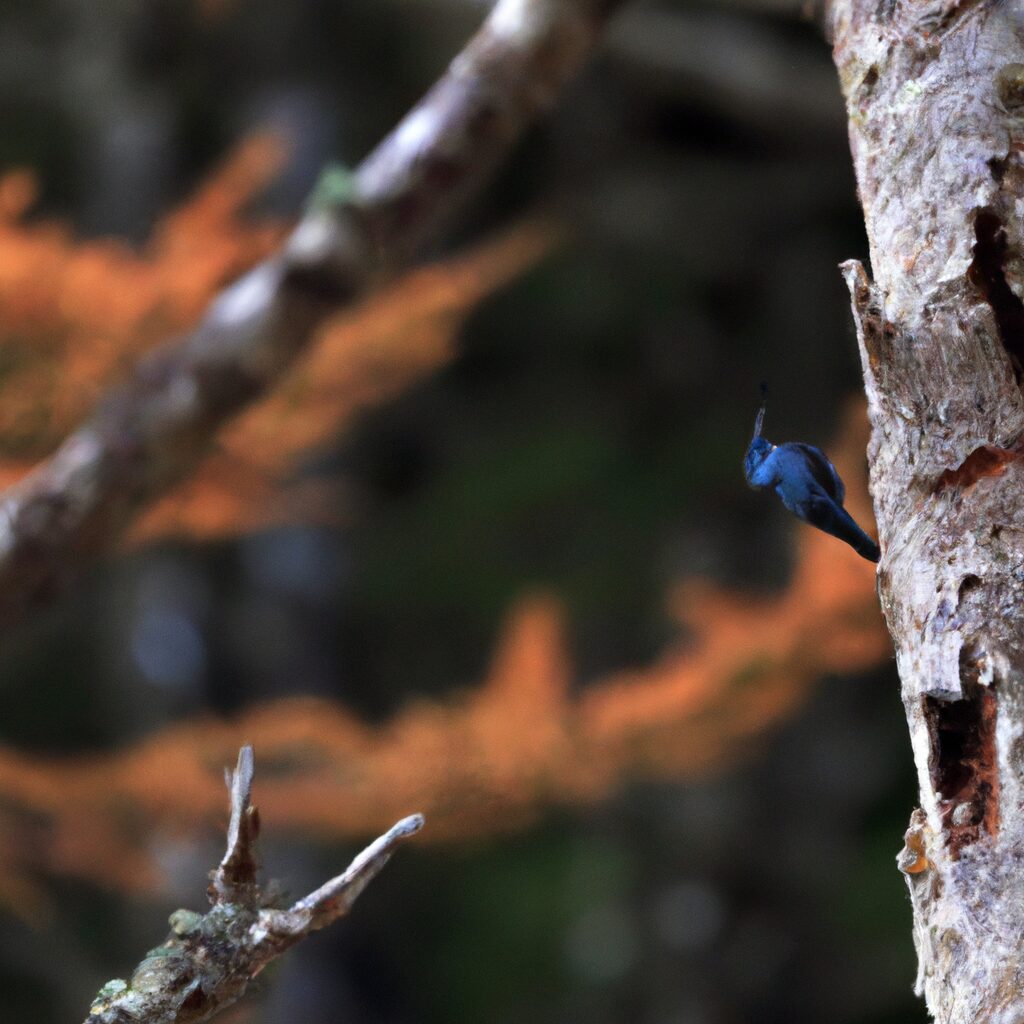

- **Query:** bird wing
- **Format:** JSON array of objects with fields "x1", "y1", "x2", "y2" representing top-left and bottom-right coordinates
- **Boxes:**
[{"x1": 784, "y1": 443, "x2": 845, "y2": 504}]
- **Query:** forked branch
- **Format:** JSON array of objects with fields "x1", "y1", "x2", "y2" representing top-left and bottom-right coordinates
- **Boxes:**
[{"x1": 85, "y1": 746, "x2": 423, "y2": 1024}]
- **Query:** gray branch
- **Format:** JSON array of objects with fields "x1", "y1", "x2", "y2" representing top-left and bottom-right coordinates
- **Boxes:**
[
  {"x1": 85, "y1": 745, "x2": 424, "y2": 1024},
  {"x1": 0, "y1": 0, "x2": 624, "y2": 630},
  {"x1": 210, "y1": 746, "x2": 259, "y2": 906}
]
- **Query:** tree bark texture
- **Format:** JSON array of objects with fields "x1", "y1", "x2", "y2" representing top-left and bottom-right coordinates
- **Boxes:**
[{"x1": 829, "y1": 1, "x2": 1024, "y2": 1020}]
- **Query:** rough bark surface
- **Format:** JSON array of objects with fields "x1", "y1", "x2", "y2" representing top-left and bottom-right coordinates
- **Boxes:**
[{"x1": 829, "y1": 1, "x2": 1024, "y2": 1020}]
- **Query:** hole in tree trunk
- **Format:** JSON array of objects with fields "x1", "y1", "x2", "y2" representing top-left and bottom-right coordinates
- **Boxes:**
[
  {"x1": 922, "y1": 665, "x2": 999, "y2": 858},
  {"x1": 969, "y1": 208, "x2": 1024, "y2": 383}
]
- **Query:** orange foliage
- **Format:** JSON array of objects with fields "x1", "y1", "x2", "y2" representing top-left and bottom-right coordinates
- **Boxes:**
[
  {"x1": 0, "y1": 132, "x2": 887, "y2": 916},
  {"x1": 129, "y1": 223, "x2": 556, "y2": 542},
  {"x1": 0, "y1": 136, "x2": 286, "y2": 464},
  {"x1": 0, "y1": 403, "x2": 887, "y2": 913},
  {"x1": 0, "y1": 134, "x2": 555, "y2": 544}
]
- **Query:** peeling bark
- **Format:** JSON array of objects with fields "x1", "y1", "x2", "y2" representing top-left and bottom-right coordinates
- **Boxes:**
[{"x1": 830, "y1": 0, "x2": 1024, "y2": 1019}]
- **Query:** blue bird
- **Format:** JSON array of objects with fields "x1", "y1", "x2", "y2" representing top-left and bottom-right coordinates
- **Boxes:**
[{"x1": 744, "y1": 394, "x2": 880, "y2": 563}]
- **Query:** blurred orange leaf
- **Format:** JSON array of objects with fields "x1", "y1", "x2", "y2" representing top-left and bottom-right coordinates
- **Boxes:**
[
  {"x1": 0, "y1": 129, "x2": 888, "y2": 918},
  {"x1": 0, "y1": 135, "x2": 286, "y2": 465},
  {"x1": 129, "y1": 222, "x2": 557, "y2": 542},
  {"x1": 0, "y1": 402, "x2": 888, "y2": 911},
  {"x1": 0, "y1": 133, "x2": 556, "y2": 545}
]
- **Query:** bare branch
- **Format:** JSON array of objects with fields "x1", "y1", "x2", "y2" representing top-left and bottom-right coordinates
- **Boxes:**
[
  {"x1": 261, "y1": 815, "x2": 426, "y2": 939},
  {"x1": 0, "y1": 0, "x2": 624, "y2": 630},
  {"x1": 210, "y1": 746, "x2": 259, "y2": 905},
  {"x1": 84, "y1": 746, "x2": 423, "y2": 1024}
]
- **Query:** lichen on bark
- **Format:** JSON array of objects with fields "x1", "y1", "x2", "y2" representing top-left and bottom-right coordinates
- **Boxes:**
[
  {"x1": 84, "y1": 747, "x2": 423, "y2": 1024},
  {"x1": 830, "y1": 0, "x2": 1024, "y2": 1019}
]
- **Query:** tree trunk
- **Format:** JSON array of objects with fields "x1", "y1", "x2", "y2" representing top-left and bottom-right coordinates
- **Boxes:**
[{"x1": 829, "y1": 1, "x2": 1024, "y2": 1020}]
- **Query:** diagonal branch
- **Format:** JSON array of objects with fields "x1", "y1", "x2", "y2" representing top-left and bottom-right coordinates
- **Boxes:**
[
  {"x1": 85, "y1": 745, "x2": 423, "y2": 1024},
  {"x1": 0, "y1": 0, "x2": 625, "y2": 630},
  {"x1": 260, "y1": 814, "x2": 426, "y2": 939}
]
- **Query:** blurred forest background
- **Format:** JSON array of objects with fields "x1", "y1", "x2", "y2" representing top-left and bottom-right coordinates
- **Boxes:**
[{"x1": 0, "y1": 0, "x2": 923, "y2": 1022}]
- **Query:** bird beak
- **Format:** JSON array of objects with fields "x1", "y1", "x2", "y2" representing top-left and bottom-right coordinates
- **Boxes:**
[{"x1": 753, "y1": 401, "x2": 766, "y2": 440}]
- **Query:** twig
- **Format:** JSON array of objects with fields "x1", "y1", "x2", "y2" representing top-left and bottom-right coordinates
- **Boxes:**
[
  {"x1": 84, "y1": 745, "x2": 423, "y2": 1024},
  {"x1": 0, "y1": 0, "x2": 624, "y2": 630},
  {"x1": 210, "y1": 746, "x2": 259, "y2": 905}
]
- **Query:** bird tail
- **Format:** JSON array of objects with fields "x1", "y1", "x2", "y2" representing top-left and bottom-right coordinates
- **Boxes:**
[
  {"x1": 850, "y1": 526, "x2": 880, "y2": 563},
  {"x1": 802, "y1": 498, "x2": 879, "y2": 563},
  {"x1": 829, "y1": 507, "x2": 880, "y2": 563}
]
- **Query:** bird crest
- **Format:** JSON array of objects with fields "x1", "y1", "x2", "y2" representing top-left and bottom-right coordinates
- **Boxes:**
[{"x1": 744, "y1": 385, "x2": 774, "y2": 479}]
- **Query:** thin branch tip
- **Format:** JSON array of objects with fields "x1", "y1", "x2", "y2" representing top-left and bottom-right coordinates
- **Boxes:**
[
  {"x1": 232, "y1": 745, "x2": 254, "y2": 797},
  {"x1": 391, "y1": 813, "x2": 426, "y2": 838},
  {"x1": 213, "y1": 745, "x2": 260, "y2": 904},
  {"x1": 237, "y1": 743, "x2": 254, "y2": 772}
]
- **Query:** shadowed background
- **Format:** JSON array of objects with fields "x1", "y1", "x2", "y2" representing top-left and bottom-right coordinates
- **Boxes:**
[{"x1": 0, "y1": 1, "x2": 921, "y2": 1022}]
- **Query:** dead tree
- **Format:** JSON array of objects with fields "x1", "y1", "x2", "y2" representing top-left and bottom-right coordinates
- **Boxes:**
[{"x1": 829, "y1": 1, "x2": 1024, "y2": 1020}]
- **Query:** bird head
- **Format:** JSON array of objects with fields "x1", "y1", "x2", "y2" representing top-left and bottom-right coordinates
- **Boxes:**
[{"x1": 743, "y1": 389, "x2": 775, "y2": 484}]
